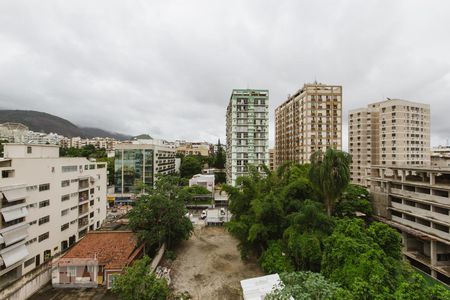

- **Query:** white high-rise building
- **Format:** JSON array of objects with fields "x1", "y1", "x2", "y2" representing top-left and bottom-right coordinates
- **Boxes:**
[
  {"x1": 226, "y1": 89, "x2": 269, "y2": 186},
  {"x1": 349, "y1": 99, "x2": 430, "y2": 187},
  {"x1": 0, "y1": 144, "x2": 107, "y2": 289}
]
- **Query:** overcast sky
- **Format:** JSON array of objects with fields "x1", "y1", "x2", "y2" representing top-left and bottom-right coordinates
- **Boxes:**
[{"x1": 1, "y1": 1, "x2": 450, "y2": 148}]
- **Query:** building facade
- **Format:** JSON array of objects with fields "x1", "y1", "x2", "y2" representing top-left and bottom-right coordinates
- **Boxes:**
[
  {"x1": 275, "y1": 83, "x2": 342, "y2": 167},
  {"x1": 349, "y1": 99, "x2": 430, "y2": 187},
  {"x1": 176, "y1": 141, "x2": 210, "y2": 156},
  {"x1": 113, "y1": 143, "x2": 176, "y2": 195},
  {"x1": 370, "y1": 165, "x2": 450, "y2": 285},
  {"x1": 226, "y1": 89, "x2": 269, "y2": 186},
  {"x1": 0, "y1": 144, "x2": 107, "y2": 288},
  {"x1": 431, "y1": 146, "x2": 450, "y2": 168}
]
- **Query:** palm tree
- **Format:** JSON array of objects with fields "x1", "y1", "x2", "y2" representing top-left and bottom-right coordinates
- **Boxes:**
[{"x1": 309, "y1": 148, "x2": 351, "y2": 216}]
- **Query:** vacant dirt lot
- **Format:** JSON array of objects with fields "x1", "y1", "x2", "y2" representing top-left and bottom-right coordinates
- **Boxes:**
[{"x1": 170, "y1": 225, "x2": 263, "y2": 300}]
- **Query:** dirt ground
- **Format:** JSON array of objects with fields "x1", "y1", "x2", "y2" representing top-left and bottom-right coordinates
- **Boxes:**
[
  {"x1": 169, "y1": 225, "x2": 263, "y2": 300},
  {"x1": 29, "y1": 284, "x2": 117, "y2": 300}
]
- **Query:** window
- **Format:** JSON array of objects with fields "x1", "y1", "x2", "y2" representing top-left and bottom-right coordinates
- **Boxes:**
[
  {"x1": 39, "y1": 215, "x2": 50, "y2": 225},
  {"x1": 39, "y1": 183, "x2": 50, "y2": 192},
  {"x1": 90, "y1": 212, "x2": 94, "y2": 218},
  {"x1": 61, "y1": 194, "x2": 70, "y2": 202},
  {"x1": 2, "y1": 170, "x2": 14, "y2": 178},
  {"x1": 61, "y1": 209, "x2": 69, "y2": 216},
  {"x1": 61, "y1": 180, "x2": 70, "y2": 187},
  {"x1": 38, "y1": 232, "x2": 49, "y2": 242},
  {"x1": 62, "y1": 165, "x2": 77, "y2": 173},
  {"x1": 29, "y1": 220, "x2": 37, "y2": 226},
  {"x1": 26, "y1": 238, "x2": 37, "y2": 245},
  {"x1": 24, "y1": 257, "x2": 35, "y2": 268},
  {"x1": 39, "y1": 200, "x2": 50, "y2": 208},
  {"x1": 27, "y1": 146, "x2": 32, "y2": 154},
  {"x1": 61, "y1": 223, "x2": 69, "y2": 231}
]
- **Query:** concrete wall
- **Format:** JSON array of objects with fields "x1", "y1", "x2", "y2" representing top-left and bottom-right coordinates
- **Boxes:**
[
  {"x1": 371, "y1": 191, "x2": 389, "y2": 218},
  {"x1": 150, "y1": 244, "x2": 165, "y2": 272},
  {"x1": 0, "y1": 262, "x2": 52, "y2": 300}
]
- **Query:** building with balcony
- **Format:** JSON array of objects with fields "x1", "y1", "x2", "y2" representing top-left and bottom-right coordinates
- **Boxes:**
[
  {"x1": 113, "y1": 143, "x2": 176, "y2": 200},
  {"x1": 431, "y1": 146, "x2": 450, "y2": 168},
  {"x1": 0, "y1": 144, "x2": 107, "y2": 289},
  {"x1": 349, "y1": 99, "x2": 430, "y2": 187},
  {"x1": 275, "y1": 83, "x2": 342, "y2": 167},
  {"x1": 370, "y1": 165, "x2": 450, "y2": 285},
  {"x1": 226, "y1": 89, "x2": 269, "y2": 186}
]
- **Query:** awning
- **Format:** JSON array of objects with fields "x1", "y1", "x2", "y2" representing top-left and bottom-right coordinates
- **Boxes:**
[
  {"x1": 0, "y1": 224, "x2": 29, "y2": 246},
  {"x1": 2, "y1": 187, "x2": 27, "y2": 202},
  {"x1": 0, "y1": 244, "x2": 29, "y2": 268},
  {"x1": 1, "y1": 206, "x2": 28, "y2": 222}
]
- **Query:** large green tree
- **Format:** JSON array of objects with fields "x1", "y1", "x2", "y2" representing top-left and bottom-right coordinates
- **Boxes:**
[
  {"x1": 321, "y1": 218, "x2": 406, "y2": 298},
  {"x1": 112, "y1": 256, "x2": 169, "y2": 300},
  {"x1": 128, "y1": 175, "x2": 193, "y2": 251},
  {"x1": 267, "y1": 271, "x2": 352, "y2": 300},
  {"x1": 309, "y1": 149, "x2": 352, "y2": 216},
  {"x1": 179, "y1": 155, "x2": 203, "y2": 178}
]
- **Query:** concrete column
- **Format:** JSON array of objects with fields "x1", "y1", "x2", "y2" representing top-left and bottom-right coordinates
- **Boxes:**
[
  {"x1": 431, "y1": 240, "x2": 437, "y2": 266},
  {"x1": 402, "y1": 232, "x2": 408, "y2": 250},
  {"x1": 430, "y1": 172, "x2": 435, "y2": 185},
  {"x1": 401, "y1": 170, "x2": 405, "y2": 182}
]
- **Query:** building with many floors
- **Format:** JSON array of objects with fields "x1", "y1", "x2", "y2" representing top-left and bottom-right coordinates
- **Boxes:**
[
  {"x1": 113, "y1": 142, "x2": 176, "y2": 201},
  {"x1": 349, "y1": 99, "x2": 430, "y2": 187},
  {"x1": 0, "y1": 144, "x2": 107, "y2": 288},
  {"x1": 370, "y1": 165, "x2": 450, "y2": 285},
  {"x1": 275, "y1": 83, "x2": 342, "y2": 167},
  {"x1": 226, "y1": 89, "x2": 269, "y2": 186},
  {"x1": 431, "y1": 146, "x2": 450, "y2": 168}
]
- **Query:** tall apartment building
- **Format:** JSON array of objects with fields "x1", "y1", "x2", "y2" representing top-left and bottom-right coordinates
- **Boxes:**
[
  {"x1": 275, "y1": 83, "x2": 342, "y2": 167},
  {"x1": 0, "y1": 144, "x2": 107, "y2": 289},
  {"x1": 269, "y1": 149, "x2": 275, "y2": 172},
  {"x1": 113, "y1": 143, "x2": 176, "y2": 196},
  {"x1": 349, "y1": 99, "x2": 430, "y2": 187},
  {"x1": 226, "y1": 89, "x2": 269, "y2": 186},
  {"x1": 370, "y1": 165, "x2": 450, "y2": 284}
]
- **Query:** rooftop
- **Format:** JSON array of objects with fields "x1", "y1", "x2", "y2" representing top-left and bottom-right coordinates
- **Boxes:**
[{"x1": 61, "y1": 231, "x2": 143, "y2": 269}]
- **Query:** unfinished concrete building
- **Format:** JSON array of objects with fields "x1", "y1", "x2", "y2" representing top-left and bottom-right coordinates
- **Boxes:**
[{"x1": 370, "y1": 165, "x2": 450, "y2": 285}]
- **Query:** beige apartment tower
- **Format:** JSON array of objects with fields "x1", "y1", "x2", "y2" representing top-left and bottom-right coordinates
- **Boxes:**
[
  {"x1": 275, "y1": 83, "x2": 342, "y2": 167},
  {"x1": 349, "y1": 99, "x2": 430, "y2": 187}
]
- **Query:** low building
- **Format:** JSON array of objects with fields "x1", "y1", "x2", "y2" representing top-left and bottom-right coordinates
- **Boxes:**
[
  {"x1": 431, "y1": 146, "x2": 450, "y2": 168},
  {"x1": 176, "y1": 142, "x2": 210, "y2": 157},
  {"x1": 52, "y1": 231, "x2": 143, "y2": 289},
  {"x1": 370, "y1": 165, "x2": 450, "y2": 285},
  {"x1": 0, "y1": 144, "x2": 107, "y2": 289},
  {"x1": 241, "y1": 274, "x2": 282, "y2": 300},
  {"x1": 189, "y1": 174, "x2": 215, "y2": 192}
]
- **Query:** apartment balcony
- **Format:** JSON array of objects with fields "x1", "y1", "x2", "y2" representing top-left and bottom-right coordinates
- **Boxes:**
[
  {"x1": 78, "y1": 217, "x2": 89, "y2": 229},
  {"x1": 0, "y1": 223, "x2": 29, "y2": 248},
  {"x1": 78, "y1": 179, "x2": 89, "y2": 190}
]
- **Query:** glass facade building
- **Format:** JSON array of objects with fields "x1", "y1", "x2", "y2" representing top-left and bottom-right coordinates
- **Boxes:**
[{"x1": 114, "y1": 148, "x2": 154, "y2": 193}]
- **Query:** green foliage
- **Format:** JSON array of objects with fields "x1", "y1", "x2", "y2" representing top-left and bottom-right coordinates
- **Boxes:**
[
  {"x1": 212, "y1": 140, "x2": 226, "y2": 169},
  {"x1": 179, "y1": 155, "x2": 203, "y2": 178},
  {"x1": 214, "y1": 171, "x2": 226, "y2": 184},
  {"x1": 112, "y1": 256, "x2": 169, "y2": 300},
  {"x1": 259, "y1": 241, "x2": 294, "y2": 274},
  {"x1": 59, "y1": 145, "x2": 107, "y2": 159},
  {"x1": 309, "y1": 149, "x2": 351, "y2": 216},
  {"x1": 128, "y1": 175, "x2": 193, "y2": 251},
  {"x1": 321, "y1": 218, "x2": 405, "y2": 298},
  {"x1": 394, "y1": 272, "x2": 450, "y2": 300},
  {"x1": 334, "y1": 184, "x2": 372, "y2": 217},
  {"x1": 267, "y1": 271, "x2": 351, "y2": 300},
  {"x1": 179, "y1": 185, "x2": 212, "y2": 205}
]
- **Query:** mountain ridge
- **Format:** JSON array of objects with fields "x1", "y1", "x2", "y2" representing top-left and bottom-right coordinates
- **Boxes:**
[{"x1": 0, "y1": 110, "x2": 131, "y2": 140}]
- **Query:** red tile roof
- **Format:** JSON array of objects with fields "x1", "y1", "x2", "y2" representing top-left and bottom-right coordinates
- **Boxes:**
[{"x1": 62, "y1": 231, "x2": 143, "y2": 269}]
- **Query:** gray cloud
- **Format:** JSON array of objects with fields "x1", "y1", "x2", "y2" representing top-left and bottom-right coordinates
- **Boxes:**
[{"x1": 0, "y1": 0, "x2": 449, "y2": 146}]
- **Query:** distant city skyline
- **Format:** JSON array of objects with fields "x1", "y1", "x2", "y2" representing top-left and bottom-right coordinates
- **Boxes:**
[{"x1": 1, "y1": 1, "x2": 450, "y2": 147}]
